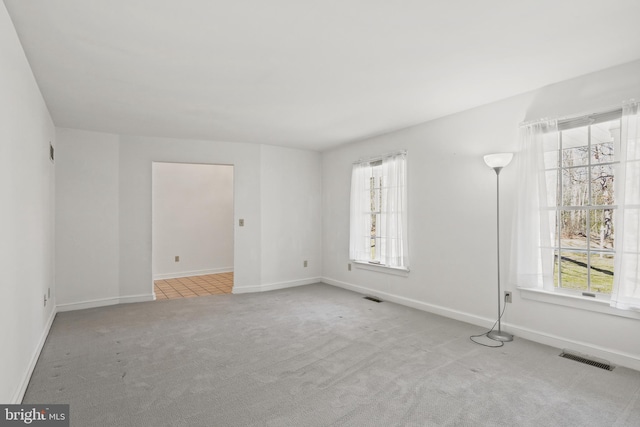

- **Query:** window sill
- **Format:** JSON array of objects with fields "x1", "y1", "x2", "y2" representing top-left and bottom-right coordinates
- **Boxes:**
[
  {"x1": 352, "y1": 261, "x2": 410, "y2": 277},
  {"x1": 518, "y1": 287, "x2": 640, "y2": 320}
]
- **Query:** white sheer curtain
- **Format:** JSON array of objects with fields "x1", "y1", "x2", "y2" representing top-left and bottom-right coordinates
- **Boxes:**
[
  {"x1": 379, "y1": 152, "x2": 409, "y2": 268},
  {"x1": 611, "y1": 101, "x2": 640, "y2": 310},
  {"x1": 349, "y1": 152, "x2": 408, "y2": 269},
  {"x1": 510, "y1": 120, "x2": 558, "y2": 290},
  {"x1": 349, "y1": 161, "x2": 372, "y2": 263}
]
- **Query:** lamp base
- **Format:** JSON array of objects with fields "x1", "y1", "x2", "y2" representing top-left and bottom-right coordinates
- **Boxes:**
[{"x1": 487, "y1": 330, "x2": 514, "y2": 342}]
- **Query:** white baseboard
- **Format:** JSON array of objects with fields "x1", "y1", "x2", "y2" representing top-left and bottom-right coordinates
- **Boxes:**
[
  {"x1": 57, "y1": 293, "x2": 154, "y2": 312},
  {"x1": 322, "y1": 277, "x2": 496, "y2": 328},
  {"x1": 506, "y1": 323, "x2": 640, "y2": 372},
  {"x1": 12, "y1": 306, "x2": 57, "y2": 404},
  {"x1": 153, "y1": 267, "x2": 233, "y2": 280},
  {"x1": 321, "y1": 276, "x2": 640, "y2": 372},
  {"x1": 233, "y1": 277, "x2": 321, "y2": 294}
]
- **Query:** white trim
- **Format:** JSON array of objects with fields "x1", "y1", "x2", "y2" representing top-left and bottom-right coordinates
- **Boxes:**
[
  {"x1": 56, "y1": 293, "x2": 154, "y2": 312},
  {"x1": 153, "y1": 267, "x2": 233, "y2": 280},
  {"x1": 12, "y1": 307, "x2": 57, "y2": 404},
  {"x1": 321, "y1": 277, "x2": 640, "y2": 372},
  {"x1": 232, "y1": 277, "x2": 321, "y2": 294},
  {"x1": 505, "y1": 322, "x2": 640, "y2": 372},
  {"x1": 352, "y1": 261, "x2": 410, "y2": 276},
  {"x1": 322, "y1": 277, "x2": 494, "y2": 328},
  {"x1": 519, "y1": 287, "x2": 640, "y2": 320}
]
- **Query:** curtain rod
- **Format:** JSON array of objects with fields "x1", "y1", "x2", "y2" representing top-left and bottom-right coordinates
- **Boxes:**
[
  {"x1": 519, "y1": 102, "x2": 627, "y2": 128},
  {"x1": 353, "y1": 150, "x2": 407, "y2": 165}
]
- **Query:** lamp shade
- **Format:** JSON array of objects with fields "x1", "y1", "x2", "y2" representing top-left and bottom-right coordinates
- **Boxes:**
[{"x1": 484, "y1": 153, "x2": 513, "y2": 169}]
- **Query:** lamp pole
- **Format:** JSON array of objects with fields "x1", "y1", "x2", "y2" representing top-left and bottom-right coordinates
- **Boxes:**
[
  {"x1": 487, "y1": 167, "x2": 513, "y2": 342},
  {"x1": 483, "y1": 153, "x2": 513, "y2": 343}
]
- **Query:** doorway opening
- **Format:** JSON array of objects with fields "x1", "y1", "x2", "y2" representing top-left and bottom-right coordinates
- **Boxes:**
[{"x1": 151, "y1": 162, "x2": 234, "y2": 300}]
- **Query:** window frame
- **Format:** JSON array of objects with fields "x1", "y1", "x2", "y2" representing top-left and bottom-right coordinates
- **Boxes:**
[{"x1": 545, "y1": 110, "x2": 621, "y2": 297}]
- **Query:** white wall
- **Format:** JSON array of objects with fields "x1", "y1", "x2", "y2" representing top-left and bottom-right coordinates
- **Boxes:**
[
  {"x1": 260, "y1": 145, "x2": 323, "y2": 289},
  {"x1": 322, "y1": 59, "x2": 640, "y2": 370},
  {"x1": 0, "y1": 2, "x2": 56, "y2": 403},
  {"x1": 152, "y1": 162, "x2": 234, "y2": 278},
  {"x1": 55, "y1": 129, "x2": 119, "y2": 308},
  {"x1": 118, "y1": 135, "x2": 261, "y2": 297},
  {"x1": 55, "y1": 130, "x2": 323, "y2": 305}
]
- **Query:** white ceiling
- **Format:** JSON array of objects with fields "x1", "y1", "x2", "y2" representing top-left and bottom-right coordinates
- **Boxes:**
[{"x1": 5, "y1": 0, "x2": 640, "y2": 151}]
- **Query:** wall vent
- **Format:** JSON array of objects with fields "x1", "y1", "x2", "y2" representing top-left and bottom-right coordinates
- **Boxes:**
[
  {"x1": 363, "y1": 296, "x2": 383, "y2": 303},
  {"x1": 559, "y1": 350, "x2": 614, "y2": 371}
]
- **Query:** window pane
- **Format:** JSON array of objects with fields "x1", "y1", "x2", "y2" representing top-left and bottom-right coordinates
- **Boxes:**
[
  {"x1": 591, "y1": 164, "x2": 614, "y2": 206},
  {"x1": 588, "y1": 253, "x2": 614, "y2": 294},
  {"x1": 589, "y1": 209, "x2": 615, "y2": 250},
  {"x1": 557, "y1": 251, "x2": 589, "y2": 291},
  {"x1": 560, "y1": 210, "x2": 587, "y2": 249},
  {"x1": 591, "y1": 125, "x2": 620, "y2": 164},
  {"x1": 549, "y1": 211, "x2": 558, "y2": 244},
  {"x1": 370, "y1": 213, "x2": 377, "y2": 259},
  {"x1": 369, "y1": 177, "x2": 378, "y2": 212},
  {"x1": 561, "y1": 167, "x2": 589, "y2": 207},
  {"x1": 591, "y1": 142, "x2": 615, "y2": 164},
  {"x1": 370, "y1": 188, "x2": 381, "y2": 212},
  {"x1": 545, "y1": 170, "x2": 558, "y2": 207},
  {"x1": 370, "y1": 235, "x2": 376, "y2": 259},
  {"x1": 591, "y1": 120, "x2": 617, "y2": 164},
  {"x1": 562, "y1": 127, "x2": 589, "y2": 167}
]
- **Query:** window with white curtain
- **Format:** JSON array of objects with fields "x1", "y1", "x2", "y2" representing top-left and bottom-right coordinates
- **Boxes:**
[
  {"x1": 511, "y1": 101, "x2": 640, "y2": 311},
  {"x1": 349, "y1": 151, "x2": 409, "y2": 270}
]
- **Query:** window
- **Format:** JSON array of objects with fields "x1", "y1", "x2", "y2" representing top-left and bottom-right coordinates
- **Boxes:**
[
  {"x1": 513, "y1": 101, "x2": 640, "y2": 311},
  {"x1": 349, "y1": 151, "x2": 409, "y2": 270},
  {"x1": 544, "y1": 113, "x2": 621, "y2": 295}
]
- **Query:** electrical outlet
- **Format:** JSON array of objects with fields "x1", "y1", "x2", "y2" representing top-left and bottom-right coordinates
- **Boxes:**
[
  {"x1": 175, "y1": 256, "x2": 180, "y2": 262},
  {"x1": 504, "y1": 291, "x2": 512, "y2": 303},
  {"x1": 348, "y1": 263, "x2": 351, "y2": 271},
  {"x1": 303, "y1": 260, "x2": 308, "y2": 267}
]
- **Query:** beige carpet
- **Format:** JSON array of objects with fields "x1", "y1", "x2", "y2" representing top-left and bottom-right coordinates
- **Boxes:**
[{"x1": 25, "y1": 284, "x2": 640, "y2": 426}]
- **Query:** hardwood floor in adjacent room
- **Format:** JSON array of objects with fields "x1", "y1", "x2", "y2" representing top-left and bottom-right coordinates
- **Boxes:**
[{"x1": 154, "y1": 272, "x2": 233, "y2": 300}]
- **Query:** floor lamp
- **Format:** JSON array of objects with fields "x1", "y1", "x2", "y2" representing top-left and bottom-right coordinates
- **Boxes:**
[{"x1": 483, "y1": 153, "x2": 514, "y2": 342}]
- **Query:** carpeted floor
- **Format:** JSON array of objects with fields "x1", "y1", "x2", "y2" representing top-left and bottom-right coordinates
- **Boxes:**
[{"x1": 25, "y1": 283, "x2": 640, "y2": 426}]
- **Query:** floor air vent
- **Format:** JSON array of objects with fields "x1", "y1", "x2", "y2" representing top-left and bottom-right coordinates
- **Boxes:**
[
  {"x1": 363, "y1": 296, "x2": 383, "y2": 303},
  {"x1": 559, "y1": 351, "x2": 614, "y2": 371}
]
